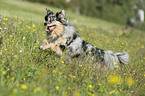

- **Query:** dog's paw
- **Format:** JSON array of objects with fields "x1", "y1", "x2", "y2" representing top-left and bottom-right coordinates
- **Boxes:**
[{"x1": 43, "y1": 39, "x2": 49, "y2": 44}]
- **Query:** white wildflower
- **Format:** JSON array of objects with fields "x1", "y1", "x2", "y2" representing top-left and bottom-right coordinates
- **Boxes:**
[{"x1": 23, "y1": 37, "x2": 25, "y2": 40}]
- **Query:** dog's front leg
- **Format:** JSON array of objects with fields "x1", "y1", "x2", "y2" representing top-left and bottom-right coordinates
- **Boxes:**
[
  {"x1": 40, "y1": 43, "x2": 63, "y2": 55},
  {"x1": 42, "y1": 39, "x2": 49, "y2": 45},
  {"x1": 51, "y1": 44, "x2": 63, "y2": 55},
  {"x1": 39, "y1": 39, "x2": 50, "y2": 49},
  {"x1": 39, "y1": 43, "x2": 51, "y2": 50}
]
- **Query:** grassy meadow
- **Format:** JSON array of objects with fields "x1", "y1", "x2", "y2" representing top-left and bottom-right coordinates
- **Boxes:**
[{"x1": 0, "y1": 0, "x2": 145, "y2": 96}]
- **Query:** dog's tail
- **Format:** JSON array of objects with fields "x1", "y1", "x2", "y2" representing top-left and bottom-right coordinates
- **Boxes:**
[{"x1": 103, "y1": 50, "x2": 129, "y2": 69}]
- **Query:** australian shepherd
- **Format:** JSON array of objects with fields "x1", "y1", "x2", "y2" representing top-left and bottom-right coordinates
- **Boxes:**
[{"x1": 39, "y1": 9, "x2": 129, "y2": 69}]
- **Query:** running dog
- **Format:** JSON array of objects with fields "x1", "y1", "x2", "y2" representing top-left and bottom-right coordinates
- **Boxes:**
[{"x1": 39, "y1": 9, "x2": 129, "y2": 69}]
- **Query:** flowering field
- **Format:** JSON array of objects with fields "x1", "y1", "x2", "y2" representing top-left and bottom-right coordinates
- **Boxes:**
[{"x1": 0, "y1": 0, "x2": 145, "y2": 96}]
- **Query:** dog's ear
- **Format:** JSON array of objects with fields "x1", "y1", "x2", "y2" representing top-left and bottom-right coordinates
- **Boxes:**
[
  {"x1": 61, "y1": 10, "x2": 66, "y2": 17},
  {"x1": 56, "y1": 10, "x2": 66, "y2": 19},
  {"x1": 46, "y1": 8, "x2": 51, "y2": 14},
  {"x1": 56, "y1": 10, "x2": 69, "y2": 25}
]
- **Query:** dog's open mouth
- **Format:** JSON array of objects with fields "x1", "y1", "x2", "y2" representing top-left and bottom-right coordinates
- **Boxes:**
[{"x1": 46, "y1": 25, "x2": 56, "y2": 32}]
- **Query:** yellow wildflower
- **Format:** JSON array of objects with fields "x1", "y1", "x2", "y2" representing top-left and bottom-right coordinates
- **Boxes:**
[
  {"x1": 126, "y1": 77, "x2": 134, "y2": 86},
  {"x1": 98, "y1": 83, "x2": 102, "y2": 85},
  {"x1": 56, "y1": 86, "x2": 59, "y2": 90},
  {"x1": 3, "y1": 18, "x2": 8, "y2": 20},
  {"x1": 7, "y1": 75, "x2": 9, "y2": 78},
  {"x1": 73, "y1": 76, "x2": 76, "y2": 78},
  {"x1": 114, "y1": 62, "x2": 117, "y2": 65},
  {"x1": 68, "y1": 87, "x2": 71, "y2": 90},
  {"x1": 116, "y1": 38, "x2": 119, "y2": 41},
  {"x1": 13, "y1": 88, "x2": 18, "y2": 93},
  {"x1": 61, "y1": 61, "x2": 64, "y2": 63},
  {"x1": 79, "y1": 65, "x2": 82, "y2": 67},
  {"x1": 88, "y1": 85, "x2": 92, "y2": 88},
  {"x1": 141, "y1": 45, "x2": 144, "y2": 48},
  {"x1": 53, "y1": 70, "x2": 56, "y2": 73},
  {"x1": 21, "y1": 84, "x2": 27, "y2": 89},
  {"x1": 137, "y1": 42, "x2": 141, "y2": 45},
  {"x1": 59, "y1": 72, "x2": 61, "y2": 75},
  {"x1": 73, "y1": 92, "x2": 80, "y2": 96},
  {"x1": 11, "y1": 77, "x2": 14, "y2": 80},
  {"x1": 108, "y1": 75, "x2": 122, "y2": 84},
  {"x1": 88, "y1": 92, "x2": 95, "y2": 96},
  {"x1": 10, "y1": 35, "x2": 12, "y2": 37},
  {"x1": 33, "y1": 87, "x2": 41, "y2": 93},
  {"x1": 19, "y1": 22, "x2": 22, "y2": 24},
  {"x1": 27, "y1": 26, "x2": 31, "y2": 29},
  {"x1": 32, "y1": 24, "x2": 36, "y2": 28},
  {"x1": 115, "y1": 65, "x2": 119, "y2": 68},
  {"x1": 109, "y1": 91, "x2": 113, "y2": 94},
  {"x1": 2, "y1": 71, "x2": 6, "y2": 75}
]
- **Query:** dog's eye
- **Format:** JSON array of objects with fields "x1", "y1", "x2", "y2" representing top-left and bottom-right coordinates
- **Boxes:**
[{"x1": 48, "y1": 18, "x2": 51, "y2": 23}]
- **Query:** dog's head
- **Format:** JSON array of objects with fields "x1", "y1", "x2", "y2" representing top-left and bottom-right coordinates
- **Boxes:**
[
  {"x1": 44, "y1": 8, "x2": 56, "y2": 26},
  {"x1": 44, "y1": 9, "x2": 68, "y2": 33}
]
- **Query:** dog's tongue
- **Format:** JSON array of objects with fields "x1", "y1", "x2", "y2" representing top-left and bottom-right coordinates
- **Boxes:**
[{"x1": 49, "y1": 26, "x2": 55, "y2": 31}]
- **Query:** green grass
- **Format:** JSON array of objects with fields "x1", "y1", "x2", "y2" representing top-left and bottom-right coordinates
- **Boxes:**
[{"x1": 0, "y1": 0, "x2": 145, "y2": 96}]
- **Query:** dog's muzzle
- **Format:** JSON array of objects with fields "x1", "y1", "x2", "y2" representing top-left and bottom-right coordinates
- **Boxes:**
[{"x1": 46, "y1": 25, "x2": 56, "y2": 32}]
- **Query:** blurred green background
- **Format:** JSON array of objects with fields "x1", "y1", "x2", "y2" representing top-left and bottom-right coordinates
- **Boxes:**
[{"x1": 26, "y1": 0, "x2": 145, "y2": 30}]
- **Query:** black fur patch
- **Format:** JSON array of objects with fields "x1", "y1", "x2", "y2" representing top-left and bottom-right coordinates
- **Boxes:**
[
  {"x1": 66, "y1": 33, "x2": 78, "y2": 46},
  {"x1": 72, "y1": 54, "x2": 80, "y2": 58},
  {"x1": 59, "y1": 45, "x2": 65, "y2": 51},
  {"x1": 82, "y1": 40, "x2": 88, "y2": 52},
  {"x1": 44, "y1": 11, "x2": 56, "y2": 26},
  {"x1": 95, "y1": 47, "x2": 104, "y2": 61}
]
